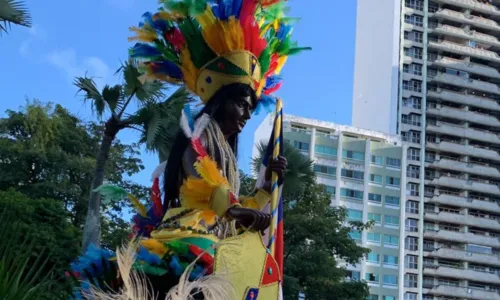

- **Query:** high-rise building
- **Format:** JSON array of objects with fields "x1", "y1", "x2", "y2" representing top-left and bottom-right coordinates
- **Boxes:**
[
  {"x1": 352, "y1": 1, "x2": 500, "y2": 299},
  {"x1": 254, "y1": 114, "x2": 407, "y2": 300}
]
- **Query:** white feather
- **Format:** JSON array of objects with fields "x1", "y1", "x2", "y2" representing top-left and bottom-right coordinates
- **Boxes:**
[
  {"x1": 151, "y1": 161, "x2": 168, "y2": 181},
  {"x1": 192, "y1": 114, "x2": 210, "y2": 140},
  {"x1": 180, "y1": 110, "x2": 193, "y2": 138}
]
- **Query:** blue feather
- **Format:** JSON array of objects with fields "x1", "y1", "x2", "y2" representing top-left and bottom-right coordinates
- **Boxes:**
[
  {"x1": 170, "y1": 256, "x2": 184, "y2": 276},
  {"x1": 232, "y1": 0, "x2": 243, "y2": 18},
  {"x1": 255, "y1": 95, "x2": 276, "y2": 114},
  {"x1": 149, "y1": 61, "x2": 183, "y2": 79},
  {"x1": 183, "y1": 104, "x2": 195, "y2": 131},
  {"x1": 129, "y1": 43, "x2": 162, "y2": 58},
  {"x1": 276, "y1": 24, "x2": 292, "y2": 41},
  {"x1": 264, "y1": 75, "x2": 283, "y2": 90},
  {"x1": 137, "y1": 246, "x2": 162, "y2": 265},
  {"x1": 188, "y1": 264, "x2": 205, "y2": 280}
]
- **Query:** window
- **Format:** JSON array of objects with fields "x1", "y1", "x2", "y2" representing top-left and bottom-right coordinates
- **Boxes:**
[
  {"x1": 383, "y1": 297, "x2": 397, "y2": 300},
  {"x1": 401, "y1": 114, "x2": 421, "y2": 126},
  {"x1": 315, "y1": 145, "x2": 337, "y2": 156},
  {"x1": 370, "y1": 174, "x2": 383, "y2": 184},
  {"x1": 368, "y1": 213, "x2": 382, "y2": 225},
  {"x1": 367, "y1": 295, "x2": 379, "y2": 300},
  {"x1": 403, "y1": 96, "x2": 422, "y2": 109},
  {"x1": 371, "y1": 155, "x2": 383, "y2": 166},
  {"x1": 368, "y1": 193, "x2": 382, "y2": 204},
  {"x1": 428, "y1": 1, "x2": 439, "y2": 13},
  {"x1": 404, "y1": 47, "x2": 423, "y2": 60},
  {"x1": 293, "y1": 141, "x2": 309, "y2": 151},
  {"x1": 386, "y1": 176, "x2": 400, "y2": 187},
  {"x1": 405, "y1": 218, "x2": 418, "y2": 232},
  {"x1": 405, "y1": 274, "x2": 418, "y2": 288},
  {"x1": 365, "y1": 273, "x2": 379, "y2": 283},
  {"x1": 345, "y1": 270, "x2": 360, "y2": 281},
  {"x1": 341, "y1": 169, "x2": 364, "y2": 181},
  {"x1": 405, "y1": 0, "x2": 423, "y2": 10},
  {"x1": 340, "y1": 188, "x2": 363, "y2": 200},
  {"x1": 343, "y1": 150, "x2": 364, "y2": 161},
  {"x1": 367, "y1": 252, "x2": 380, "y2": 263},
  {"x1": 349, "y1": 230, "x2": 361, "y2": 241},
  {"x1": 313, "y1": 164, "x2": 336, "y2": 176},
  {"x1": 405, "y1": 292, "x2": 417, "y2": 300},
  {"x1": 467, "y1": 244, "x2": 493, "y2": 254},
  {"x1": 384, "y1": 255, "x2": 398, "y2": 266},
  {"x1": 405, "y1": 255, "x2": 418, "y2": 269},
  {"x1": 403, "y1": 63, "x2": 423, "y2": 76},
  {"x1": 406, "y1": 201, "x2": 419, "y2": 214},
  {"x1": 367, "y1": 232, "x2": 381, "y2": 243},
  {"x1": 385, "y1": 196, "x2": 400, "y2": 207},
  {"x1": 408, "y1": 183, "x2": 419, "y2": 196},
  {"x1": 404, "y1": 30, "x2": 423, "y2": 43},
  {"x1": 404, "y1": 15, "x2": 423, "y2": 27},
  {"x1": 324, "y1": 185, "x2": 335, "y2": 195},
  {"x1": 409, "y1": 131, "x2": 421, "y2": 144},
  {"x1": 384, "y1": 235, "x2": 399, "y2": 247},
  {"x1": 384, "y1": 215, "x2": 399, "y2": 227},
  {"x1": 405, "y1": 237, "x2": 418, "y2": 251},
  {"x1": 407, "y1": 148, "x2": 420, "y2": 161},
  {"x1": 386, "y1": 157, "x2": 401, "y2": 168},
  {"x1": 383, "y1": 275, "x2": 398, "y2": 287},
  {"x1": 407, "y1": 165, "x2": 420, "y2": 179},
  {"x1": 348, "y1": 209, "x2": 363, "y2": 221}
]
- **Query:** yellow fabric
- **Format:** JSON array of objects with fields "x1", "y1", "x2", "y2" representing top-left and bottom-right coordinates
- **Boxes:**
[
  {"x1": 214, "y1": 232, "x2": 280, "y2": 300},
  {"x1": 240, "y1": 189, "x2": 271, "y2": 210},
  {"x1": 210, "y1": 186, "x2": 233, "y2": 217}
]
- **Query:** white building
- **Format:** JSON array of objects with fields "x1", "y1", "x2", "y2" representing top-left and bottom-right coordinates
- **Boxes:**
[{"x1": 352, "y1": 1, "x2": 500, "y2": 299}]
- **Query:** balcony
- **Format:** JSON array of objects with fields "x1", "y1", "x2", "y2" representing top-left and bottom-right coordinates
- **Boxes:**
[
  {"x1": 430, "y1": 24, "x2": 500, "y2": 47},
  {"x1": 426, "y1": 157, "x2": 500, "y2": 178},
  {"x1": 427, "y1": 89, "x2": 500, "y2": 112},
  {"x1": 427, "y1": 121, "x2": 500, "y2": 144},
  {"x1": 424, "y1": 229, "x2": 500, "y2": 247},
  {"x1": 427, "y1": 174, "x2": 500, "y2": 194},
  {"x1": 431, "y1": 8, "x2": 500, "y2": 33},
  {"x1": 426, "y1": 193, "x2": 500, "y2": 214},
  {"x1": 429, "y1": 56, "x2": 500, "y2": 79},
  {"x1": 424, "y1": 264, "x2": 500, "y2": 285},
  {"x1": 428, "y1": 40, "x2": 500, "y2": 63},
  {"x1": 428, "y1": 284, "x2": 500, "y2": 300},
  {"x1": 426, "y1": 140, "x2": 500, "y2": 162},
  {"x1": 425, "y1": 247, "x2": 500, "y2": 267},
  {"x1": 429, "y1": 72, "x2": 500, "y2": 95},
  {"x1": 427, "y1": 105, "x2": 500, "y2": 128},
  {"x1": 424, "y1": 211, "x2": 500, "y2": 231},
  {"x1": 433, "y1": 0, "x2": 500, "y2": 17}
]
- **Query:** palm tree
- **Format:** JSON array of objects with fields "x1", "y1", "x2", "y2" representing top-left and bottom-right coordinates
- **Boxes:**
[
  {"x1": 75, "y1": 61, "x2": 193, "y2": 251},
  {"x1": 0, "y1": 0, "x2": 31, "y2": 34},
  {"x1": 252, "y1": 140, "x2": 315, "y2": 199}
]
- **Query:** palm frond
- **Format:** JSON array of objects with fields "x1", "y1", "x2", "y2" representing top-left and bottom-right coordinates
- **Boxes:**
[
  {"x1": 102, "y1": 85, "x2": 122, "y2": 115},
  {"x1": 74, "y1": 76, "x2": 106, "y2": 118},
  {"x1": 0, "y1": 0, "x2": 32, "y2": 34}
]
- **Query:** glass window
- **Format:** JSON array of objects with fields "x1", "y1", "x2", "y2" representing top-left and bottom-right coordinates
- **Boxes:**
[
  {"x1": 384, "y1": 235, "x2": 399, "y2": 246},
  {"x1": 349, "y1": 230, "x2": 361, "y2": 241},
  {"x1": 370, "y1": 174, "x2": 383, "y2": 184},
  {"x1": 383, "y1": 297, "x2": 397, "y2": 300},
  {"x1": 386, "y1": 157, "x2": 401, "y2": 168},
  {"x1": 467, "y1": 244, "x2": 493, "y2": 254},
  {"x1": 368, "y1": 213, "x2": 382, "y2": 224},
  {"x1": 402, "y1": 114, "x2": 421, "y2": 126},
  {"x1": 408, "y1": 148, "x2": 420, "y2": 161},
  {"x1": 383, "y1": 255, "x2": 398, "y2": 266},
  {"x1": 313, "y1": 164, "x2": 336, "y2": 176},
  {"x1": 368, "y1": 193, "x2": 382, "y2": 203},
  {"x1": 371, "y1": 155, "x2": 383, "y2": 165},
  {"x1": 367, "y1": 295, "x2": 379, "y2": 300},
  {"x1": 404, "y1": 274, "x2": 417, "y2": 288},
  {"x1": 405, "y1": 292, "x2": 417, "y2": 300},
  {"x1": 405, "y1": 237, "x2": 418, "y2": 251},
  {"x1": 408, "y1": 183, "x2": 419, "y2": 196},
  {"x1": 343, "y1": 150, "x2": 365, "y2": 161},
  {"x1": 315, "y1": 145, "x2": 337, "y2": 156},
  {"x1": 367, "y1": 252, "x2": 380, "y2": 263},
  {"x1": 383, "y1": 275, "x2": 398, "y2": 287},
  {"x1": 384, "y1": 215, "x2": 399, "y2": 227},
  {"x1": 405, "y1": 219, "x2": 418, "y2": 232},
  {"x1": 340, "y1": 188, "x2": 363, "y2": 200},
  {"x1": 293, "y1": 141, "x2": 309, "y2": 151},
  {"x1": 345, "y1": 270, "x2": 360, "y2": 281},
  {"x1": 386, "y1": 176, "x2": 401, "y2": 187},
  {"x1": 324, "y1": 185, "x2": 335, "y2": 195},
  {"x1": 341, "y1": 169, "x2": 364, "y2": 181},
  {"x1": 367, "y1": 232, "x2": 381, "y2": 243},
  {"x1": 406, "y1": 201, "x2": 419, "y2": 214},
  {"x1": 405, "y1": 0, "x2": 424, "y2": 10},
  {"x1": 365, "y1": 273, "x2": 379, "y2": 283},
  {"x1": 385, "y1": 196, "x2": 400, "y2": 207},
  {"x1": 348, "y1": 209, "x2": 363, "y2": 221},
  {"x1": 405, "y1": 255, "x2": 418, "y2": 269}
]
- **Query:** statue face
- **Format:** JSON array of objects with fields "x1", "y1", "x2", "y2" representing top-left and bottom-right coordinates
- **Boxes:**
[{"x1": 218, "y1": 94, "x2": 253, "y2": 136}]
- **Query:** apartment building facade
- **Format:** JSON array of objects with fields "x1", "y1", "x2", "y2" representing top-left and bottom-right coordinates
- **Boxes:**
[
  {"x1": 353, "y1": 0, "x2": 500, "y2": 299},
  {"x1": 254, "y1": 114, "x2": 407, "y2": 300}
]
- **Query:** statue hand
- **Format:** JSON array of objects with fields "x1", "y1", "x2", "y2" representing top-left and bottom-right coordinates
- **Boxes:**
[
  {"x1": 227, "y1": 206, "x2": 271, "y2": 232},
  {"x1": 265, "y1": 155, "x2": 288, "y2": 181}
]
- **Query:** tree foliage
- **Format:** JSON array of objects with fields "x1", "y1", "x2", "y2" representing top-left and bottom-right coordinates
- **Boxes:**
[{"x1": 0, "y1": 0, "x2": 31, "y2": 34}]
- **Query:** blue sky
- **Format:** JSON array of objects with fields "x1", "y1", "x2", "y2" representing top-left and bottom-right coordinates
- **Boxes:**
[{"x1": 0, "y1": 0, "x2": 357, "y2": 186}]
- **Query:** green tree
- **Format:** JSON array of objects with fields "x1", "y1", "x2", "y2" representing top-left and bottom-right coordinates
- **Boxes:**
[
  {"x1": 253, "y1": 141, "x2": 371, "y2": 300},
  {"x1": 74, "y1": 61, "x2": 192, "y2": 250},
  {"x1": 0, "y1": 0, "x2": 31, "y2": 34}
]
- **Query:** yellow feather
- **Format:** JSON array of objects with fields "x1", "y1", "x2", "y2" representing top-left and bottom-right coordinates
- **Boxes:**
[
  {"x1": 179, "y1": 47, "x2": 198, "y2": 92},
  {"x1": 127, "y1": 194, "x2": 148, "y2": 218},
  {"x1": 140, "y1": 239, "x2": 168, "y2": 257},
  {"x1": 199, "y1": 210, "x2": 217, "y2": 225},
  {"x1": 256, "y1": 78, "x2": 266, "y2": 97},
  {"x1": 194, "y1": 156, "x2": 228, "y2": 186},
  {"x1": 202, "y1": 18, "x2": 245, "y2": 55},
  {"x1": 128, "y1": 27, "x2": 158, "y2": 42},
  {"x1": 275, "y1": 56, "x2": 288, "y2": 75},
  {"x1": 180, "y1": 177, "x2": 214, "y2": 210},
  {"x1": 195, "y1": 5, "x2": 217, "y2": 29},
  {"x1": 153, "y1": 11, "x2": 181, "y2": 21}
]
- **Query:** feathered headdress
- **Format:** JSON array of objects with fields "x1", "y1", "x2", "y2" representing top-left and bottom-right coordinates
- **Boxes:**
[{"x1": 129, "y1": 0, "x2": 309, "y2": 108}]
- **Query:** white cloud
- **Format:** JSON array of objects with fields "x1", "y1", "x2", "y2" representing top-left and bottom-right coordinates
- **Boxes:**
[{"x1": 46, "y1": 48, "x2": 113, "y2": 89}]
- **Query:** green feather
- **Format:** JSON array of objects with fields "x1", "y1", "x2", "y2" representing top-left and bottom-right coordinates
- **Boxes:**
[
  {"x1": 164, "y1": 0, "x2": 206, "y2": 16},
  {"x1": 259, "y1": 48, "x2": 272, "y2": 76},
  {"x1": 165, "y1": 240, "x2": 190, "y2": 256},
  {"x1": 177, "y1": 18, "x2": 216, "y2": 68},
  {"x1": 93, "y1": 184, "x2": 128, "y2": 205},
  {"x1": 133, "y1": 262, "x2": 169, "y2": 276}
]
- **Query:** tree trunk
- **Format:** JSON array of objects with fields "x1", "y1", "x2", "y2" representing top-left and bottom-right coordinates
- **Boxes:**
[{"x1": 81, "y1": 118, "x2": 120, "y2": 252}]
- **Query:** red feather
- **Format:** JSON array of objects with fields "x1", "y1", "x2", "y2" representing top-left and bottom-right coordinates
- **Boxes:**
[
  {"x1": 260, "y1": 0, "x2": 282, "y2": 7},
  {"x1": 163, "y1": 28, "x2": 185, "y2": 52},
  {"x1": 263, "y1": 81, "x2": 283, "y2": 95},
  {"x1": 265, "y1": 53, "x2": 279, "y2": 77},
  {"x1": 189, "y1": 244, "x2": 214, "y2": 274},
  {"x1": 240, "y1": 0, "x2": 258, "y2": 26},
  {"x1": 151, "y1": 178, "x2": 163, "y2": 217},
  {"x1": 191, "y1": 138, "x2": 208, "y2": 157}
]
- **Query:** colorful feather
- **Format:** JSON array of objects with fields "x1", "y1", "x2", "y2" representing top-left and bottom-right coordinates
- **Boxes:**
[
  {"x1": 151, "y1": 160, "x2": 168, "y2": 181},
  {"x1": 151, "y1": 178, "x2": 163, "y2": 217},
  {"x1": 93, "y1": 184, "x2": 128, "y2": 205},
  {"x1": 128, "y1": 194, "x2": 148, "y2": 218}
]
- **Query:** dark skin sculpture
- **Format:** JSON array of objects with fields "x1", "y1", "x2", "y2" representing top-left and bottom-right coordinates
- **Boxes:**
[{"x1": 216, "y1": 93, "x2": 287, "y2": 232}]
